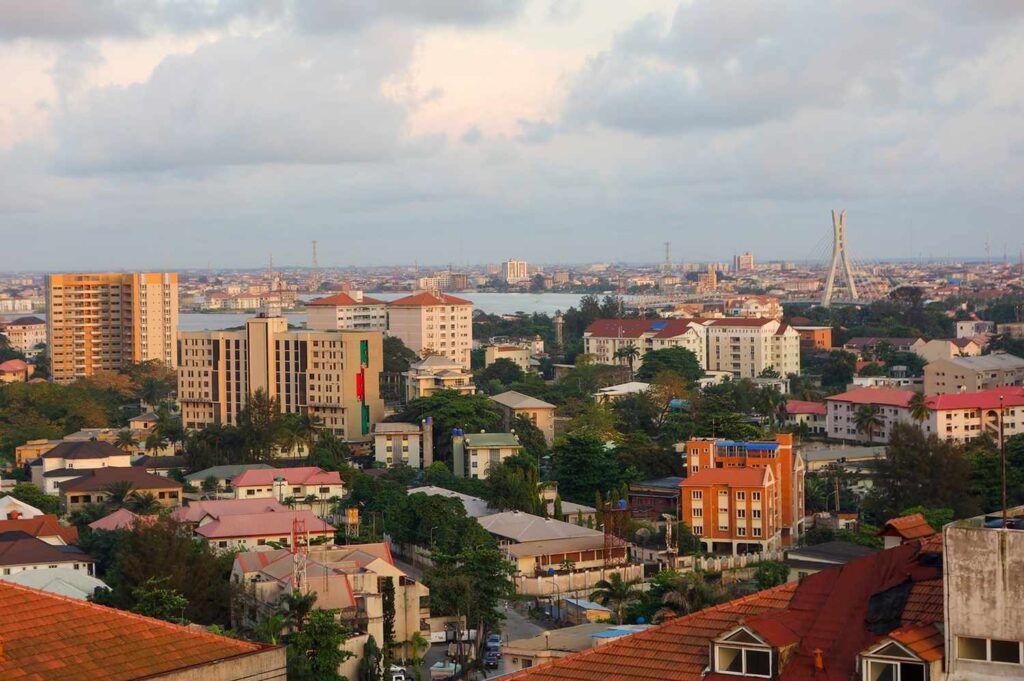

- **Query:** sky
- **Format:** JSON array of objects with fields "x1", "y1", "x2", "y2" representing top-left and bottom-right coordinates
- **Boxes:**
[{"x1": 1, "y1": 0, "x2": 1023, "y2": 271}]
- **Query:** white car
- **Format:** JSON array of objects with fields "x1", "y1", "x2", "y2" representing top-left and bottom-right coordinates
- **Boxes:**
[{"x1": 390, "y1": 665, "x2": 410, "y2": 681}]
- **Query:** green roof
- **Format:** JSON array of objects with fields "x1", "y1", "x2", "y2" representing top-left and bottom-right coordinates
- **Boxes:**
[
  {"x1": 184, "y1": 464, "x2": 274, "y2": 482},
  {"x1": 464, "y1": 432, "x2": 521, "y2": 449}
]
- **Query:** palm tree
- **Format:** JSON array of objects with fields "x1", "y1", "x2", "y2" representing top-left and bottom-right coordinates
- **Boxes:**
[
  {"x1": 275, "y1": 421, "x2": 303, "y2": 459},
  {"x1": 114, "y1": 429, "x2": 139, "y2": 454},
  {"x1": 755, "y1": 386, "x2": 783, "y2": 425},
  {"x1": 253, "y1": 613, "x2": 287, "y2": 645},
  {"x1": 281, "y1": 590, "x2": 318, "y2": 632},
  {"x1": 103, "y1": 480, "x2": 135, "y2": 509},
  {"x1": 853, "y1": 404, "x2": 884, "y2": 443},
  {"x1": 589, "y1": 572, "x2": 642, "y2": 625},
  {"x1": 144, "y1": 430, "x2": 169, "y2": 456},
  {"x1": 407, "y1": 630, "x2": 430, "y2": 681},
  {"x1": 652, "y1": 572, "x2": 720, "y2": 623},
  {"x1": 614, "y1": 344, "x2": 641, "y2": 379},
  {"x1": 908, "y1": 392, "x2": 930, "y2": 425},
  {"x1": 294, "y1": 412, "x2": 324, "y2": 455},
  {"x1": 125, "y1": 491, "x2": 162, "y2": 514}
]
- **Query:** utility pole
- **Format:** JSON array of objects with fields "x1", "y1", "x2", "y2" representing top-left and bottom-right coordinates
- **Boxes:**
[{"x1": 1000, "y1": 395, "x2": 1007, "y2": 528}]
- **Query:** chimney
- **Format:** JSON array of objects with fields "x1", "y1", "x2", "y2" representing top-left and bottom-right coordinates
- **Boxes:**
[{"x1": 813, "y1": 648, "x2": 824, "y2": 672}]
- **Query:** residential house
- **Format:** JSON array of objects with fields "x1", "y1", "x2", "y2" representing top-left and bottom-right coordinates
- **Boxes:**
[
  {"x1": 628, "y1": 477, "x2": 685, "y2": 521},
  {"x1": 877, "y1": 512, "x2": 935, "y2": 549},
  {"x1": 501, "y1": 623, "x2": 651, "y2": 671},
  {"x1": 403, "y1": 354, "x2": 475, "y2": 401},
  {"x1": 915, "y1": 338, "x2": 983, "y2": 363},
  {"x1": 0, "y1": 359, "x2": 33, "y2": 383},
  {"x1": 373, "y1": 420, "x2": 433, "y2": 469},
  {"x1": 452, "y1": 431, "x2": 521, "y2": 479},
  {"x1": 0, "y1": 515, "x2": 78, "y2": 546},
  {"x1": 825, "y1": 387, "x2": 917, "y2": 443},
  {"x1": 30, "y1": 440, "x2": 133, "y2": 495},
  {"x1": 583, "y1": 319, "x2": 707, "y2": 369},
  {"x1": 2, "y1": 567, "x2": 108, "y2": 600},
  {"x1": 230, "y1": 466, "x2": 345, "y2": 502},
  {"x1": 956, "y1": 319, "x2": 995, "y2": 338},
  {"x1": 842, "y1": 336, "x2": 925, "y2": 359},
  {"x1": 59, "y1": 467, "x2": 183, "y2": 513},
  {"x1": 172, "y1": 498, "x2": 288, "y2": 525},
  {"x1": 233, "y1": 543, "x2": 429, "y2": 681},
  {"x1": 305, "y1": 291, "x2": 388, "y2": 331},
  {"x1": 924, "y1": 353, "x2": 1024, "y2": 395},
  {"x1": 594, "y1": 381, "x2": 651, "y2": 403},
  {"x1": 484, "y1": 345, "x2": 533, "y2": 372},
  {"x1": 490, "y1": 391, "x2": 557, "y2": 444},
  {"x1": 724, "y1": 295, "x2": 782, "y2": 319},
  {"x1": 0, "y1": 315, "x2": 46, "y2": 355},
  {"x1": 783, "y1": 399, "x2": 828, "y2": 434},
  {"x1": 685, "y1": 434, "x2": 805, "y2": 545},
  {"x1": 0, "y1": 496, "x2": 44, "y2": 520},
  {"x1": 793, "y1": 325, "x2": 833, "y2": 350},
  {"x1": 184, "y1": 463, "x2": 275, "y2": 492},
  {"x1": 386, "y1": 291, "x2": 473, "y2": 368},
  {"x1": 88, "y1": 508, "x2": 152, "y2": 532},
  {"x1": 923, "y1": 387, "x2": 1024, "y2": 446},
  {"x1": 195, "y1": 509, "x2": 334, "y2": 552},
  {"x1": 0, "y1": 531, "x2": 95, "y2": 576},
  {"x1": 503, "y1": 538, "x2": 946, "y2": 681},
  {"x1": 0, "y1": 580, "x2": 286, "y2": 679}
]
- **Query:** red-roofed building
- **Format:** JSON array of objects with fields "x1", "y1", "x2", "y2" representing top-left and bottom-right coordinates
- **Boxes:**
[
  {"x1": 195, "y1": 509, "x2": 335, "y2": 551},
  {"x1": 0, "y1": 580, "x2": 285, "y2": 679},
  {"x1": 704, "y1": 318, "x2": 800, "y2": 378},
  {"x1": 878, "y1": 513, "x2": 936, "y2": 549},
  {"x1": 923, "y1": 386, "x2": 1024, "y2": 446},
  {"x1": 681, "y1": 466, "x2": 779, "y2": 554},
  {"x1": 0, "y1": 358, "x2": 32, "y2": 383},
  {"x1": 306, "y1": 290, "x2": 387, "y2": 332},
  {"x1": 826, "y1": 387, "x2": 917, "y2": 443},
  {"x1": 583, "y1": 319, "x2": 708, "y2": 368},
  {"x1": 230, "y1": 466, "x2": 345, "y2": 501},
  {"x1": 783, "y1": 399, "x2": 828, "y2": 435},
  {"x1": 387, "y1": 291, "x2": 473, "y2": 368},
  {"x1": 0, "y1": 514, "x2": 77, "y2": 546},
  {"x1": 503, "y1": 540, "x2": 947, "y2": 681}
]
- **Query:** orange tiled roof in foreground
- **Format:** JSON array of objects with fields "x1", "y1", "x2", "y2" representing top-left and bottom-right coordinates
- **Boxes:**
[{"x1": 0, "y1": 581, "x2": 280, "y2": 680}]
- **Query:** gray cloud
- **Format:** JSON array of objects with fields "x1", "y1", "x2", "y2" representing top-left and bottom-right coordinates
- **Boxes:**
[
  {"x1": 51, "y1": 29, "x2": 418, "y2": 172},
  {"x1": 290, "y1": 0, "x2": 526, "y2": 32}
]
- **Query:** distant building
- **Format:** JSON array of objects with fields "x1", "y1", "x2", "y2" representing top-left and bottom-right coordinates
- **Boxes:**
[
  {"x1": 178, "y1": 309, "x2": 383, "y2": 443},
  {"x1": 502, "y1": 260, "x2": 530, "y2": 284},
  {"x1": 502, "y1": 623, "x2": 650, "y2": 670},
  {"x1": 956, "y1": 319, "x2": 995, "y2": 338},
  {"x1": 583, "y1": 319, "x2": 707, "y2": 368},
  {"x1": 305, "y1": 291, "x2": 387, "y2": 331},
  {"x1": 0, "y1": 359, "x2": 32, "y2": 383},
  {"x1": 404, "y1": 354, "x2": 475, "y2": 401},
  {"x1": 195, "y1": 509, "x2": 334, "y2": 552},
  {"x1": 373, "y1": 421, "x2": 433, "y2": 469},
  {"x1": 783, "y1": 400, "x2": 827, "y2": 435},
  {"x1": 386, "y1": 291, "x2": 473, "y2": 369},
  {"x1": 628, "y1": 476, "x2": 685, "y2": 521},
  {"x1": 183, "y1": 464, "x2": 274, "y2": 492},
  {"x1": 59, "y1": 467, "x2": 183, "y2": 513},
  {"x1": 594, "y1": 381, "x2": 651, "y2": 403},
  {"x1": 704, "y1": 318, "x2": 800, "y2": 378},
  {"x1": 924, "y1": 353, "x2": 1024, "y2": 395},
  {"x1": 793, "y1": 325, "x2": 833, "y2": 350},
  {"x1": 484, "y1": 345, "x2": 533, "y2": 372},
  {"x1": 681, "y1": 467, "x2": 780, "y2": 554},
  {"x1": 490, "y1": 391, "x2": 556, "y2": 445},
  {"x1": 996, "y1": 322, "x2": 1024, "y2": 339},
  {"x1": 733, "y1": 252, "x2": 755, "y2": 271},
  {"x1": 914, "y1": 338, "x2": 982, "y2": 363},
  {"x1": 841, "y1": 336, "x2": 925, "y2": 359},
  {"x1": 825, "y1": 387, "x2": 916, "y2": 443},
  {"x1": 229, "y1": 467, "x2": 345, "y2": 501},
  {"x1": 29, "y1": 440, "x2": 132, "y2": 495},
  {"x1": 923, "y1": 387, "x2": 1024, "y2": 446},
  {"x1": 724, "y1": 295, "x2": 781, "y2": 319},
  {"x1": 0, "y1": 316, "x2": 46, "y2": 355},
  {"x1": 452, "y1": 431, "x2": 521, "y2": 479},
  {"x1": 783, "y1": 540, "x2": 878, "y2": 581},
  {"x1": 46, "y1": 272, "x2": 178, "y2": 384}
]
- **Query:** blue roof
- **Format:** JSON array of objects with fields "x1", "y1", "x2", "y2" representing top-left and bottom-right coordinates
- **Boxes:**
[
  {"x1": 650, "y1": 321, "x2": 668, "y2": 330},
  {"x1": 591, "y1": 629, "x2": 636, "y2": 639},
  {"x1": 715, "y1": 440, "x2": 778, "y2": 451}
]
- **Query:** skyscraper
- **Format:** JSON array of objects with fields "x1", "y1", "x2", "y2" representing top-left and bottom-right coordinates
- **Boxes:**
[
  {"x1": 502, "y1": 260, "x2": 529, "y2": 284},
  {"x1": 46, "y1": 272, "x2": 178, "y2": 384}
]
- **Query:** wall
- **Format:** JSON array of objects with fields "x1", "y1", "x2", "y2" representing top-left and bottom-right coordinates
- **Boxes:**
[{"x1": 144, "y1": 647, "x2": 287, "y2": 681}]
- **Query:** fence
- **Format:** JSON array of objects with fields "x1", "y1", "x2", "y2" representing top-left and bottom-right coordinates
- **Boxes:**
[{"x1": 515, "y1": 563, "x2": 646, "y2": 597}]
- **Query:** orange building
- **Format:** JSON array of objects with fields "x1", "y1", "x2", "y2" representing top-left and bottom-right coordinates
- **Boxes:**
[
  {"x1": 793, "y1": 325, "x2": 833, "y2": 350},
  {"x1": 684, "y1": 433, "x2": 805, "y2": 546},
  {"x1": 680, "y1": 467, "x2": 778, "y2": 554},
  {"x1": 46, "y1": 272, "x2": 178, "y2": 383}
]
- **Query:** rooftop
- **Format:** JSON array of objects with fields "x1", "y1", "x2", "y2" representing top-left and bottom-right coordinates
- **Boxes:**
[
  {"x1": 58, "y1": 467, "x2": 183, "y2": 493},
  {"x1": 0, "y1": 567, "x2": 107, "y2": 600},
  {"x1": 0, "y1": 515, "x2": 78, "y2": 545},
  {"x1": 680, "y1": 467, "x2": 771, "y2": 488},
  {"x1": 373, "y1": 422, "x2": 423, "y2": 434},
  {"x1": 307, "y1": 291, "x2": 386, "y2": 306},
  {"x1": 462, "y1": 432, "x2": 521, "y2": 449},
  {"x1": 584, "y1": 318, "x2": 703, "y2": 339},
  {"x1": 784, "y1": 399, "x2": 827, "y2": 415},
  {"x1": 0, "y1": 580, "x2": 277, "y2": 679},
  {"x1": 408, "y1": 486, "x2": 494, "y2": 518},
  {"x1": 826, "y1": 387, "x2": 916, "y2": 408},
  {"x1": 172, "y1": 498, "x2": 288, "y2": 523},
  {"x1": 41, "y1": 439, "x2": 126, "y2": 461},
  {"x1": 878, "y1": 513, "x2": 935, "y2": 540},
  {"x1": 786, "y1": 540, "x2": 879, "y2": 564},
  {"x1": 934, "y1": 352, "x2": 1024, "y2": 370},
  {"x1": 183, "y1": 463, "x2": 274, "y2": 482},
  {"x1": 477, "y1": 511, "x2": 603, "y2": 544},
  {"x1": 194, "y1": 510, "x2": 334, "y2": 539},
  {"x1": 6, "y1": 316, "x2": 44, "y2": 326},
  {"x1": 490, "y1": 390, "x2": 556, "y2": 410},
  {"x1": 230, "y1": 466, "x2": 343, "y2": 488},
  {"x1": 926, "y1": 386, "x2": 1024, "y2": 410},
  {"x1": 388, "y1": 291, "x2": 473, "y2": 307},
  {"x1": 0, "y1": 532, "x2": 94, "y2": 567}
]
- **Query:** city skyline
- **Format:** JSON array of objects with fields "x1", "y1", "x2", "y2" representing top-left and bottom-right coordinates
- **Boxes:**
[{"x1": 1, "y1": 1, "x2": 1023, "y2": 269}]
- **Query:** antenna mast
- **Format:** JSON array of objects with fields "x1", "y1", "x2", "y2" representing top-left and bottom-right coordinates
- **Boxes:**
[{"x1": 309, "y1": 240, "x2": 321, "y2": 292}]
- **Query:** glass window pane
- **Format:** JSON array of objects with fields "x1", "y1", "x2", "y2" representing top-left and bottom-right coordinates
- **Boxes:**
[
  {"x1": 900, "y1": 662, "x2": 925, "y2": 681},
  {"x1": 957, "y1": 637, "x2": 987, "y2": 661},
  {"x1": 991, "y1": 639, "x2": 1021, "y2": 664},
  {"x1": 746, "y1": 650, "x2": 771, "y2": 676}
]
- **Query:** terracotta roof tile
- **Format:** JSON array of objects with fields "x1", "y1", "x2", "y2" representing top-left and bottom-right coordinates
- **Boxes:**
[
  {"x1": 387, "y1": 291, "x2": 472, "y2": 306},
  {"x1": 0, "y1": 515, "x2": 77, "y2": 545},
  {"x1": 230, "y1": 466, "x2": 342, "y2": 488},
  {"x1": 0, "y1": 580, "x2": 275, "y2": 680},
  {"x1": 826, "y1": 388, "x2": 916, "y2": 408},
  {"x1": 584, "y1": 319, "x2": 703, "y2": 339},
  {"x1": 878, "y1": 513, "x2": 935, "y2": 540},
  {"x1": 889, "y1": 624, "x2": 945, "y2": 662},
  {"x1": 680, "y1": 467, "x2": 770, "y2": 487},
  {"x1": 307, "y1": 292, "x2": 386, "y2": 306}
]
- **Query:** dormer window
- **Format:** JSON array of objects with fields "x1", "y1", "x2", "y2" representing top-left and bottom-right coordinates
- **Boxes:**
[
  {"x1": 861, "y1": 641, "x2": 926, "y2": 681},
  {"x1": 714, "y1": 627, "x2": 773, "y2": 677}
]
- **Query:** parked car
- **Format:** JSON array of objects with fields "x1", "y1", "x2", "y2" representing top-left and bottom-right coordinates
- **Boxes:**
[
  {"x1": 484, "y1": 651, "x2": 500, "y2": 669},
  {"x1": 486, "y1": 633, "x2": 503, "y2": 648},
  {"x1": 390, "y1": 665, "x2": 410, "y2": 681}
]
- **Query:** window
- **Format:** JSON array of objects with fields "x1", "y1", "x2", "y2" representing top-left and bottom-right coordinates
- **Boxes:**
[
  {"x1": 752, "y1": 492, "x2": 762, "y2": 501},
  {"x1": 737, "y1": 527, "x2": 746, "y2": 537},
  {"x1": 691, "y1": 490, "x2": 703, "y2": 500},
  {"x1": 958, "y1": 636, "x2": 1023, "y2": 664},
  {"x1": 715, "y1": 645, "x2": 771, "y2": 677},
  {"x1": 692, "y1": 507, "x2": 703, "y2": 517},
  {"x1": 736, "y1": 491, "x2": 746, "y2": 501},
  {"x1": 218, "y1": 541, "x2": 228, "y2": 548},
  {"x1": 246, "y1": 489, "x2": 255, "y2": 496},
  {"x1": 693, "y1": 525, "x2": 703, "y2": 536}
]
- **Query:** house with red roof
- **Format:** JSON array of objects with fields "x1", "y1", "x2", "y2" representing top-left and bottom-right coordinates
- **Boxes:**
[
  {"x1": 194, "y1": 509, "x2": 335, "y2": 552},
  {"x1": 681, "y1": 466, "x2": 779, "y2": 554},
  {"x1": 923, "y1": 386, "x2": 1024, "y2": 446},
  {"x1": 878, "y1": 513, "x2": 936, "y2": 549},
  {"x1": 306, "y1": 290, "x2": 387, "y2": 332},
  {"x1": 583, "y1": 318, "x2": 708, "y2": 368},
  {"x1": 0, "y1": 514, "x2": 78, "y2": 546},
  {"x1": 0, "y1": 580, "x2": 285, "y2": 679},
  {"x1": 825, "y1": 387, "x2": 917, "y2": 443},
  {"x1": 503, "y1": 538, "x2": 948, "y2": 681},
  {"x1": 0, "y1": 358, "x2": 32, "y2": 383},
  {"x1": 783, "y1": 399, "x2": 828, "y2": 435},
  {"x1": 230, "y1": 466, "x2": 344, "y2": 501},
  {"x1": 386, "y1": 291, "x2": 473, "y2": 368}
]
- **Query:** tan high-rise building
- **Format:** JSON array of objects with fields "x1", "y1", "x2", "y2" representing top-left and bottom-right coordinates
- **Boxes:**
[
  {"x1": 46, "y1": 272, "x2": 178, "y2": 384},
  {"x1": 386, "y1": 291, "x2": 473, "y2": 368},
  {"x1": 177, "y1": 310, "x2": 383, "y2": 443},
  {"x1": 502, "y1": 260, "x2": 529, "y2": 284}
]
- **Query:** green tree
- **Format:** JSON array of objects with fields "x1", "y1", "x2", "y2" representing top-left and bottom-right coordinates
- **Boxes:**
[
  {"x1": 635, "y1": 347, "x2": 703, "y2": 383},
  {"x1": 104, "y1": 480, "x2": 136, "y2": 509},
  {"x1": 129, "y1": 577, "x2": 189, "y2": 624},
  {"x1": 485, "y1": 457, "x2": 544, "y2": 514},
  {"x1": 407, "y1": 630, "x2": 429, "y2": 681},
  {"x1": 1, "y1": 482, "x2": 61, "y2": 515},
  {"x1": 613, "y1": 344, "x2": 641, "y2": 378},
  {"x1": 253, "y1": 613, "x2": 287, "y2": 645},
  {"x1": 287, "y1": 608, "x2": 353, "y2": 681},
  {"x1": 513, "y1": 413, "x2": 548, "y2": 461},
  {"x1": 360, "y1": 634, "x2": 383, "y2": 681},
  {"x1": 390, "y1": 391, "x2": 502, "y2": 463},
  {"x1": 382, "y1": 577, "x2": 396, "y2": 678},
  {"x1": 908, "y1": 392, "x2": 931, "y2": 424},
  {"x1": 899, "y1": 505, "x2": 952, "y2": 532},
  {"x1": 237, "y1": 388, "x2": 283, "y2": 462},
  {"x1": 114, "y1": 429, "x2": 139, "y2": 453},
  {"x1": 478, "y1": 358, "x2": 525, "y2": 390},
  {"x1": 282, "y1": 589, "x2": 319, "y2": 633},
  {"x1": 551, "y1": 431, "x2": 627, "y2": 503},
  {"x1": 753, "y1": 561, "x2": 789, "y2": 590},
  {"x1": 589, "y1": 572, "x2": 642, "y2": 624},
  {"x1": 853, "y1": 404, "x2": 884, "y2": 443},
  {"x1": 125, "y1": 491, "x2": 162, "y2": 514},
  {"x1": 651, "y1": 570, "x2": 721, "y2": 622},
  {"x1": 383, "y1": 335, "x2": 418, "y2": 373}
]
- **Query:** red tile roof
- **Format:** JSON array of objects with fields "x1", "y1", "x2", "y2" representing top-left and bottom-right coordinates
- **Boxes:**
[
  {"x1": 926, "y1": 386, "x2": 1024, "y2": 411},
  {"x1": 0, "y1": 580, "x2": 277, "y2": 680},
  {"x1": 878, "y1": 513, "x2": 935, "y2": 540},
  {"x1": 88, "y1": 508, "x2": 147, "y2": 532},
  {"x1": 0, "y1": 515, "x2": 77, "y2": 545},
  {"x1": 826, "y1": 387, "x2": 916, "y2": 408},
  {"x1": 680, "y1": 467, "x2": 770, "y2": 488},
  {"x1": 58, "y1": 467, "x2": 183, "y2": 493},
  {"x1": 230, "y1": 466, "x2": 342, "y2": 488},
  {"x1": 387, "y1": 291, "x2": 472, "y2": 306},
  {"x1": 507, "y1": 542, "x2": 943, "y2": 681},
  {"x1": 194, "y1": 510, "x2": 335, "y2": 539},
  {"x1": 307, "y1": 292, "x2": 385, "y2": 306},
  {"x1": 706, "y1": 318, "x2": 776, "y2": 327},
  {"x1": 785, "y1": 400, "x2": 827, "y2": 415},
  {"x1": 888, "y1": 624, "x2": 944, "y2": 662},
  {"x1": 0, "y1": 359, "x2": 29, "y2": 373},
  {"x1": 584, "y1": 319, "x2": 703, "y2": 339},
  {"x1": 0, "y1": 532, "x2": 94, "y2": 568}
]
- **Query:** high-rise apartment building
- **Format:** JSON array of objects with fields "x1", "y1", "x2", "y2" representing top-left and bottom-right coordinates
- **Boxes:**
[
  {"x1": 704, "y1": 318, "x2": 800, "y2": 378},
  {"x1": 178, "y1": 310, "x2": 383, "y2": 443},
  {"x1": 733, "y1": 252, "x2": 754, "y2": 271},
  {"x1": 305, "y1": 291, "x2": 387, "y2": 332},
  {"x1": 386, "y1": 292, "x2": 473, "y2": 368},
  {"x1": 46, "y1": 272, "x2": 178, "y2": 384},
  {"x1": 502, "y1": 260, "x2": 529, "y2": 284}
]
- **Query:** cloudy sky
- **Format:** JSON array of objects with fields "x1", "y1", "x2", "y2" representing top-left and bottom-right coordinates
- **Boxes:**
[{"x1": 1, "y1": 0, "x2": 1023, "y2": 271}]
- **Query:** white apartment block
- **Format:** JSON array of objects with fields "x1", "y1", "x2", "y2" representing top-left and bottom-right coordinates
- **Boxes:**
[
  {"x1": 704, "y1": 319, "x2": 800, "y2": 379},
  {"x1": 583, "y1": 319, "x2": 707, "y2": 368},
  {"x1": 825, "y1": 388, "x2": 916, "y2": 443},
  {"x1": 305, "y1": 291, "x2": 387, "y2": 332},
  {"x1": 386, "y1": 291, "x2": 473, "y2": 369}
]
